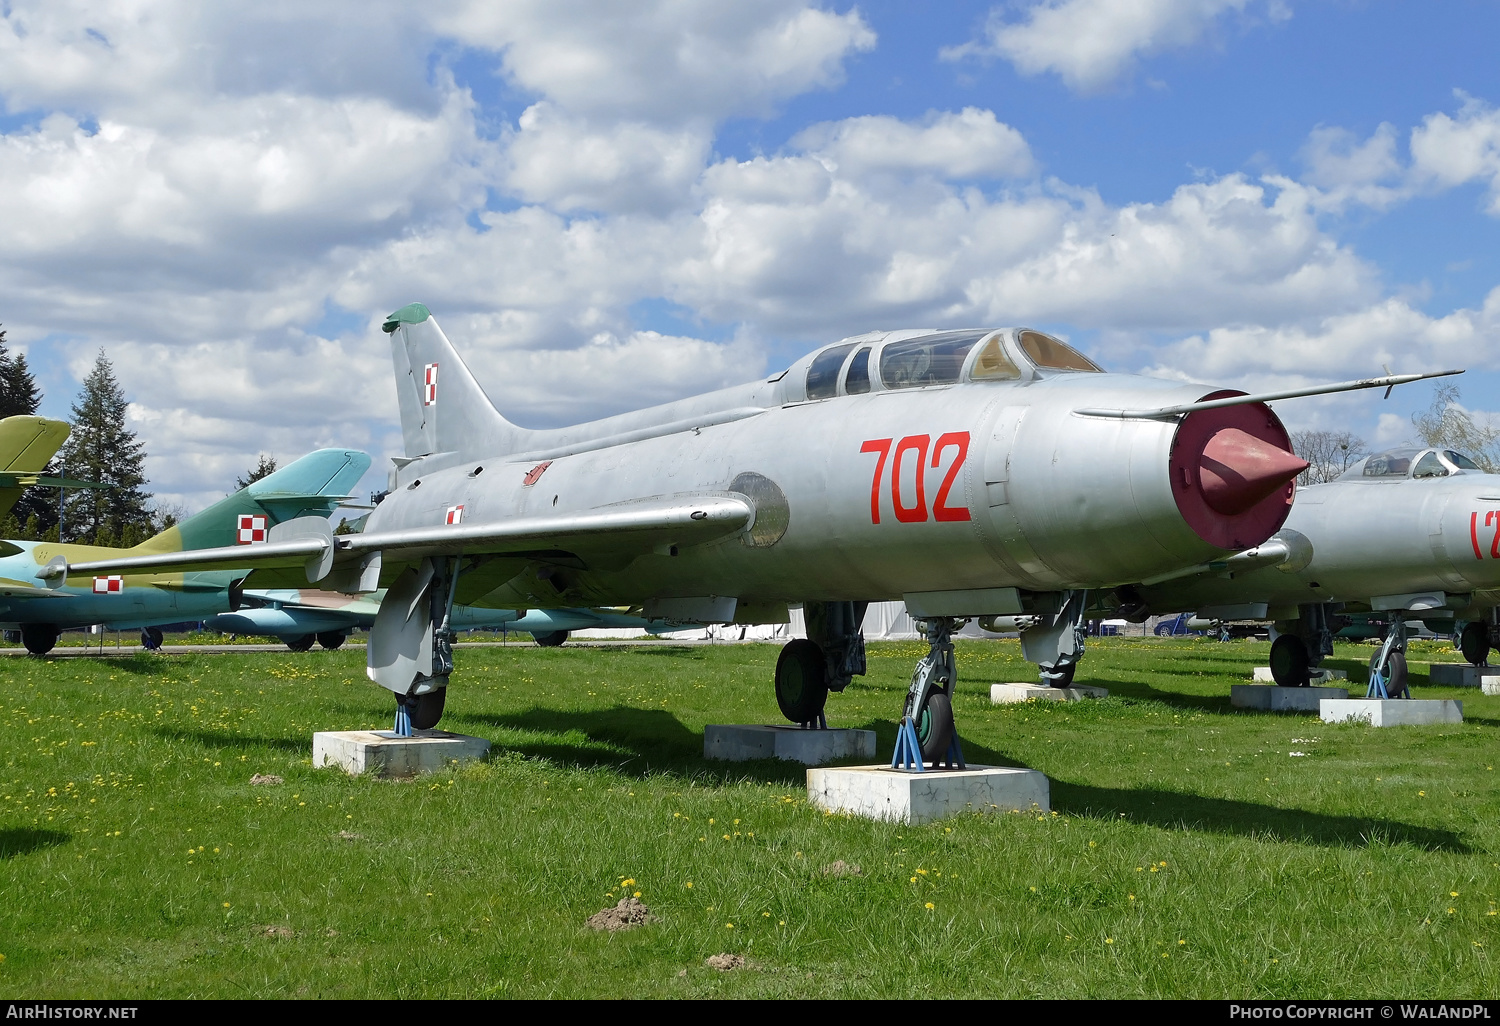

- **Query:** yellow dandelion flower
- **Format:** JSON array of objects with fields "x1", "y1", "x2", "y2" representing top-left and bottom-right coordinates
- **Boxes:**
[
  {"x1": 685, "y1": 882, "x2": 693, "y2": 889},
  {"x1": 1452, "y1": 891, "x2": 1460, "y2": 897},
  {"x1": 1178, "y1": 939, "x2": 1186, "y2": 945},
  {"x1": 925, "y1": 903, "x2": 934, "y2": 910},
  {"x1": 1105, "y1": 938, "x2": 1114, "y2": 944},
  {"x1": 222, "y1": 903, "x2": 231, "y2": 908},
  {"x1": 1088, "y1": 841, "x2": 1096, "y2": 848},
  {"x1": 725, "y1": 923, "x2": 733, "y2": 929},
  {"x1": 633, "y1": 891, "x2": 641, "y2": 898}
]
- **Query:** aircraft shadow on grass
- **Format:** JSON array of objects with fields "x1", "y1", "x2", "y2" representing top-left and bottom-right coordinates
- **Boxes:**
[
  {"x1": 0, "y1": 827, "x2": 70, "y2": 859},
  {"x1": 454, "y1": 705, "x2": 841, "y2": 786},
  {"x1": 151, "y1": 726, "x2": 307, "y2": 753},
  {"x1": 954, "y1": 734, "x2": 1469, "y2": 852}
]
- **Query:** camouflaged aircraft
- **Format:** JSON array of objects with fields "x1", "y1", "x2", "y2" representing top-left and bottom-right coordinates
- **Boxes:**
[
  {"x1": 204, "y1": 586, "x2": 662, "y2": 650},
  {"x1": 1111, "y1": 445, "x2": 1500, "y2": 692},
  {"x1": 6, "y1": 448, "x2": 368, "y2": 653},
  {"x1": 47, "y1": 304, "x2": 1455, "y2": 755},
  {"x1": 0, "y1": 415, "x2": 79, "y2": 520}
]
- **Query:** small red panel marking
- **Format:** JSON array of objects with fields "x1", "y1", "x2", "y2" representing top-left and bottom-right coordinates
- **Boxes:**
[{"x1": 523, "y1": 460, "x2": 553, "y2": 486}]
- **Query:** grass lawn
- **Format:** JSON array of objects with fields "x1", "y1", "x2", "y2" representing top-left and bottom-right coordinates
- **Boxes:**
[{"x1": 1, "y1": 635, "x2": 1497, "y2": 998}]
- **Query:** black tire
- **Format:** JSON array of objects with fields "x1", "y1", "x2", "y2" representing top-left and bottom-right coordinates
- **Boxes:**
[
  {"x1": 316, "y1": 631, "x2": 346, "y2": 651},
  {"x1": 917, "y1": 689, "x2": 955, "y2": 762},
  {"x1": 1460, "y1": 621, "x2": 1491, "y2": 665},
  {"x1": 774, "y1": 638, "x2": 828, "y2": 723},
  {"x1": 412, "y1": 688, "x2": 447, "y2": 730},
  {"x1": 284, "y1": 634, "x2": 316, "y2": 653},
  {"x1": 140, "y1": 626, "x2": 164, "y2": 650},
  {"x1": 1269, "y1": 634, "x2": 1309, "y2": 687},
  {"x1": 531, "y1": 630, "x2": 569, "y2": 648},
  {"x1": 20, "y1": 623, "x2": 58, "y2": 656},
  {"x1": 1370, "y1": 649, "x2": 1410, "y2": 698}
]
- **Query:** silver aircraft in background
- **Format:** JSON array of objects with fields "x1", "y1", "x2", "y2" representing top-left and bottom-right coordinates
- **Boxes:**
[
  {"x1": 1114, "y1": 445, "x2": 1500, "y2": 690},
  {"x1": 48, "y1": 303, "x2": 1453, "y2": 756}
]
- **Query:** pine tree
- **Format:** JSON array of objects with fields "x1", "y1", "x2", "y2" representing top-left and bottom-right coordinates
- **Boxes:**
[
  {"x1": 234, "y1": 454, "x2": 278, "y2": 491},
  {"x1": 0, "y1": 324, "x2": 57, "y2": 535},
  {"x1": 58, "y1": 351, "x2": 153, "y2": 545}
]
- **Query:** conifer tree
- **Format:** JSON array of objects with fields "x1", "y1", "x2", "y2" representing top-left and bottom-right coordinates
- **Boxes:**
[
  {"x1": 58, "y1": 351, "x2": 153, "y2": 545},
  {"x1": 0, "y1": 325, "x2": 57, "y2": 535},
  {"x1": 234, "y1": 454, "x2": 278, "y2": 491}
]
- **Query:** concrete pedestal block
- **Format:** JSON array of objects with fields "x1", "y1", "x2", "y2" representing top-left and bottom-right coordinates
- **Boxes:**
[
  {"x1": 1427, "y1": 664, "x2": 1499, "y2": 688},
  {"x1": 1231, "y1": 684, "x2": 1349, "y2": 711},
  {"x1": 807, "y1": 764, "x2": 1049, "y2": 825},
  {"x1": 703, "y1": 724, "x2": 876, "y2": 765},
  {"x1": 1319, "y1": 699, "x2": 1463, "y2": 726},
  {"x1": 990, "y1": 683, "x2": 1108, "y2": 704},
  {"x1": 313, "y1": 730, "x2": 491, "y2": 778},
  {"x1": 1252, "y1": 667, "x2": 1347, "y2": 684},
  {"x1": 1485, "y1": 679, "x2": 1500, "y2": 697}
]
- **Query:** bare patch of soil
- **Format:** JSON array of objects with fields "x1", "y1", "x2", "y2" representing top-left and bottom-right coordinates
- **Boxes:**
[
  {"x1": 249, "y1": 774, "x2": 283, "y2": 786},
  {"x1": 822, "y1": 860, "x2": 862, "y2": 877},
  {"x1": 705, "y1": 953, "x2": 746, "y2": 971},
  {"x1": 257, "y1": 925, "x2": 294, "y2": 939},
  {"x1": 336, "y1": 830, "x2": 362, "y2": 841},
  {"x1": 586, "y1": 897, "x2": 658, "y2": 932}
]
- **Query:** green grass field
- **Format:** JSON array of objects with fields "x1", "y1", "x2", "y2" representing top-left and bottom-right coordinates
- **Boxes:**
[{"x1": 2, "y1": 635, "x2": 1497, "y2": 998}]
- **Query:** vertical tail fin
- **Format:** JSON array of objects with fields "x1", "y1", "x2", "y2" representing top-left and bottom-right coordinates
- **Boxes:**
[
  {"x1": 132, "y1": 448, "x2": 372, "y2": 554},
  {"x1": 383, "y1": 304, "x2": 522, "y2": 458}
]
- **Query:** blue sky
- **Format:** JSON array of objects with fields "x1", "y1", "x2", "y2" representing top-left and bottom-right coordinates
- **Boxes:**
[{"x1": 1, "y1": 1, "x2": 1497, "y2": 510}]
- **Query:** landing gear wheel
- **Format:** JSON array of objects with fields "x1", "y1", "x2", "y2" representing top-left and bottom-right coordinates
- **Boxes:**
[
  {"x1": 316, "y1": 631, "x2": 345, "y2": 651},
  {"x1": 1043, "y1": 663, "x2": 1076, "y2": 687},
  {"x1": 775, "y1": 639, "x2": 828, "y2": 723},
  {"x1": 1460, "y1": 621, "x2": 1491, "y2": 666},
  {"x1": 1370, "y1": 649, "x2": 1410, "y2": 698},
  {"x1": 20, "y1": 623, "x2": 58, "y2": 656},
  {"x1": 916, "y1": 689, "x2": 955, "y2": 762},
  {"x1": 532, "y1": 630, "x2": 569, "y2": 648},
  {"x1": 140, "y1": 626, "x2": 164, "y2": 651},
  {"x1": 411, "y1": 688, "x2": 447, "y2": 730},
  {"x1": 1269, "y1": 634, "x2": 1310, "y2": 687},
  {"x1": 285, "y1": 634, "x2": 316, "y2": 652}
]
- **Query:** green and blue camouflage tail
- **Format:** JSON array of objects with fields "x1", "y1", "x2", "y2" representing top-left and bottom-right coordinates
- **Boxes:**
[{"x1": 134, "y1": 449, "x2": 371, "y2": 554}]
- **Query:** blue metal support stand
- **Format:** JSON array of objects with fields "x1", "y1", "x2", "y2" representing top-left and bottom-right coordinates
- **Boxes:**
[
  {"x1": 393, "y1": 698, "x2": 413, "y2": 737},
  {"x1": 891, "y1": 717, "x2": 924, "y2": 771},
  {"x1": 936, "y1": 731, "x2": 966, "y2": 770}
]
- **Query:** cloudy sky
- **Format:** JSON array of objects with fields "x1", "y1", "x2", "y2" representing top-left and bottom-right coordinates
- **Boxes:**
[{"x1": 3, "y1": 0, "x2": 1498, "y2": 514}]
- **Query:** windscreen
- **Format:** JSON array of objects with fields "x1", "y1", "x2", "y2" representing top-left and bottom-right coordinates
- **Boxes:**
[
  {"x1": 1361, "y1": 448, "x2": 1419, "y2": 478},
  {"x1": 1446, "y1": 450, "x2": 1482, "y2": 471},
  {"x1": 879, "y1": 331, "x2": 988, "y2": 389},
  {"x1": 805, "y1": 343, "x2": 856, "y2": 400},
  {"x1": 1016, "y1": 330, "x2": 1103, "y2": 372},
  {"x1": 845, "y1": 347, "x2": 872, "y2": 394}
]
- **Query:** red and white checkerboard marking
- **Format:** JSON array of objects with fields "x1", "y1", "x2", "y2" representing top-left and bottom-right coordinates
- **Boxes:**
[
  {"x1": 237, "y1": 514, "x2": 268, "y2": 544},
  {"x1": 424, "y1": 362, "x2": 439, "y2": 406},
  {"x1": 93, "y1": 576, "x2": 122, "y2": 594},
  {"x1": 445, "y1": 504, "x2": 464, "y2": 525}
]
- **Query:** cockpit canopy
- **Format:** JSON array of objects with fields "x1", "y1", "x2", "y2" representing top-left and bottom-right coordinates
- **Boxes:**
[
  {"x1": 1338, "y1": 447, "x2": 1483, "y2": 481},
  {"x1": 800, "y1": 327, "x2": 1100, "y2": 400}
]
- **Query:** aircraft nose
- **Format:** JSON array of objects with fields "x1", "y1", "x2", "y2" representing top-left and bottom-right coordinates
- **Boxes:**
[{"x1": 1198, "y1": 427, "x2": 1310, "y2": 515}]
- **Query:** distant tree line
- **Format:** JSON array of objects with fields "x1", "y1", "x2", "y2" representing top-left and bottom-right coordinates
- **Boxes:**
[{"x1": 1290, "y1": 382, "x2": 1498, "y2": 484}]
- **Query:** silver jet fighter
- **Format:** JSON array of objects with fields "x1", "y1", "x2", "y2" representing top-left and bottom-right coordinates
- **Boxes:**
[
  {"x1": 49, "y1": 304, "x2": 1451, "y2": 752},
  {"x1": 1117, "y1": 445, "x2": 1500, "y2": 690}
]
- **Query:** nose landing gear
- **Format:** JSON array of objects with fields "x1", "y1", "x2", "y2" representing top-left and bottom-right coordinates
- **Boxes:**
[{"x1": 891, "y1": 617, "x2": 966, "y2": 771}]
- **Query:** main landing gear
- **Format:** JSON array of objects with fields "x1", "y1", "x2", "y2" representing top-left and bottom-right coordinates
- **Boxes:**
[
  {"x1": 21, "y1": 623, "x2": 59, "y2": 656},
  {"x1": 1269, "y1": 603, "x2": 1338, "y2": 687},
  {"x1": 1460, "y1": 620, "x2": 1492, "y2": 667},
  {"x1": 772, "y1": 601, "x2": 868, "y2": 729},
  {"x1": 1020, "y1": 590, "x2": 1089, "y2": 688},
  {"x1": 368, "y1": 556, "x2": 461, "y2": 736}
]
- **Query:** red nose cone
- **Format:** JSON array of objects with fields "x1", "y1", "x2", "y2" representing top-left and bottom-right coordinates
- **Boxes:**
[{"x1": 1199, "y1": 427, "x2": 1310, "y2": 515}]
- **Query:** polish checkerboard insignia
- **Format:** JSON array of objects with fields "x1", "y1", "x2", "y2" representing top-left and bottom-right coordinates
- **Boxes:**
[
  {"x1": 93, "y1": 576, "x2": 122, "y2": 594},
  {"x1": 445, "y1": 504, "x2": 464, "y2": 525},
  {"x1": 237, "y1": 514, "x2": 268, "y2": 544},
  {"x1": 424, "y1": 362, "x2": 439, "y2": 406}
]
